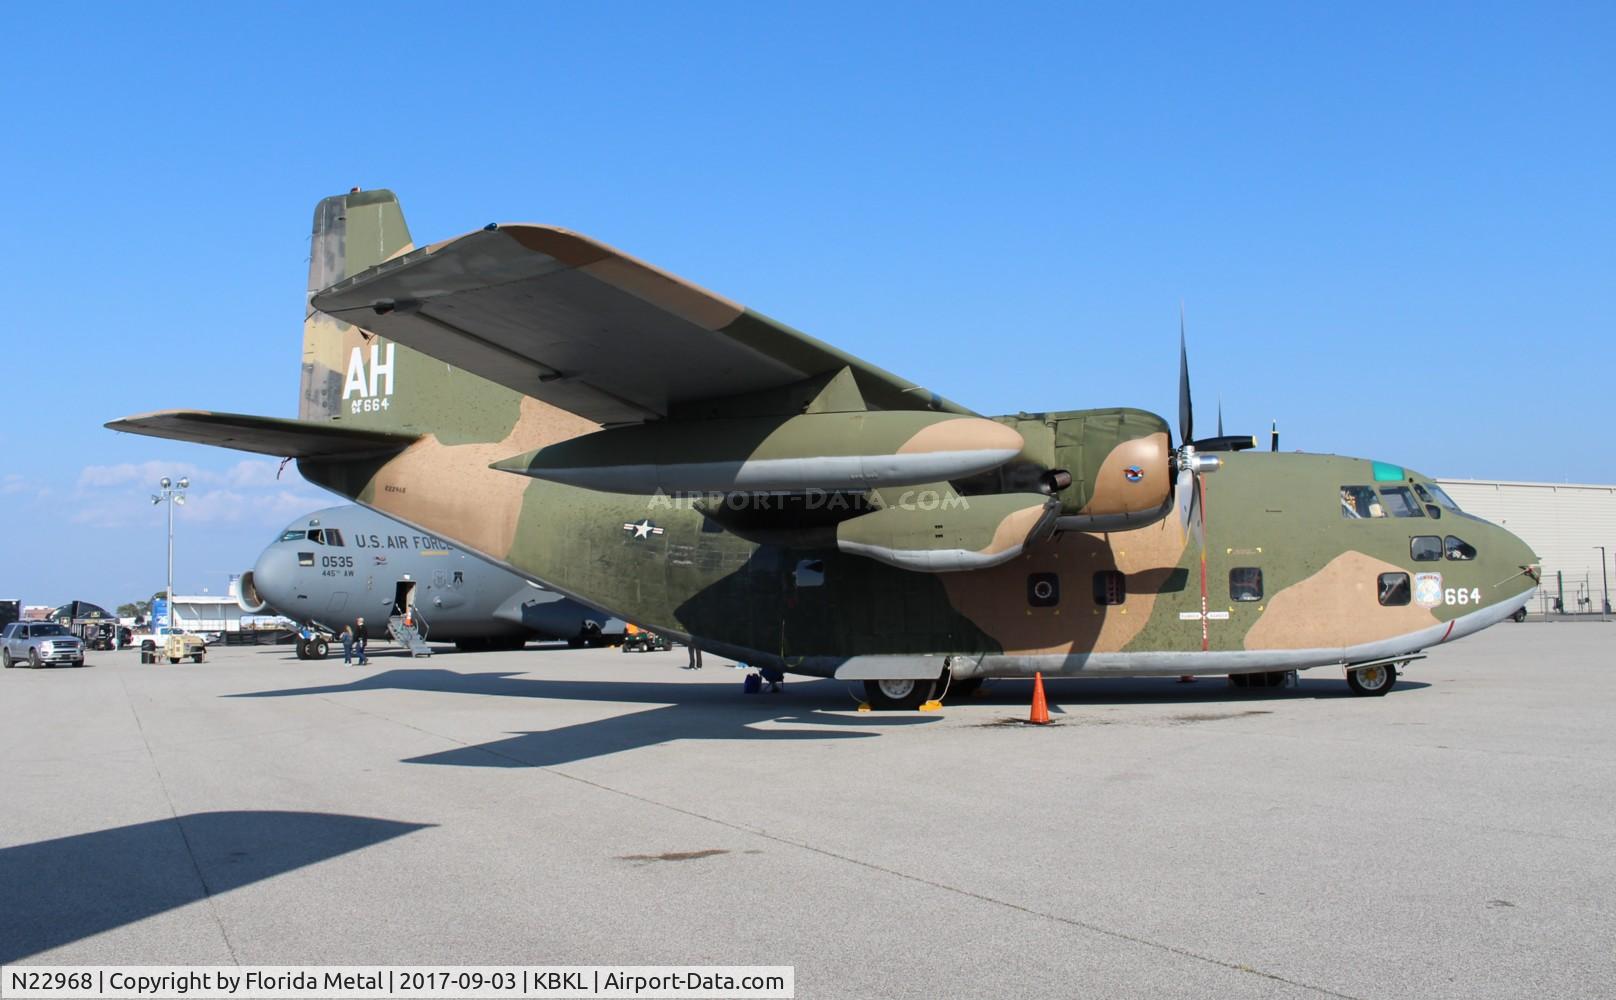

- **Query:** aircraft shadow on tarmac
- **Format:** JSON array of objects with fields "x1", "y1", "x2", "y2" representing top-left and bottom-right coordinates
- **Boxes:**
[
  {"x1": 226, "y1": 668, "x2": 1425, "y2": 768},
  {"x1": 230, "y1": 669, "x2": 938, "y2": 768},
  {"x1": 0, "y1": 811, "x2": 431, "y2": 964}
]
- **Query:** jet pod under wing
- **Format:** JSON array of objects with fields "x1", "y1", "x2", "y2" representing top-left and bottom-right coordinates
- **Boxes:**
[
  {"x1": 310, "y1": 225, "x2": 973, "y2": 425},
  {"x1": 106, "y1": 410, "x2": 420, "y2": 459}
]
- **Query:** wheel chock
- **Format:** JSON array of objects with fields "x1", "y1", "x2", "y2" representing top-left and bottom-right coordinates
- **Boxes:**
[
  {"x1": 857, "y1": 702, "x2": 872, "y2": 712},
  {"x1": 919, "y1": 699, "x2": 943, "y2": 712}
]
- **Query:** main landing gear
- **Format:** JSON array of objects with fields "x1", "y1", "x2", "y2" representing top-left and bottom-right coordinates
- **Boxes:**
[{"x1": 863, "y1": 677, "x2": 938, "y2": 711}]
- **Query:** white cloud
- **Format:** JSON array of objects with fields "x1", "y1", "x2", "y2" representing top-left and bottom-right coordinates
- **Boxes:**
[
  {"x1": 179, "y1": 488, "x2": 327, "y2": 525},
  {"x1": 220, "y1": 459, "x2": 288, "y2": 489},
  {"x1": 78, "y1": 460, "x2": 203, "y2": 489}
]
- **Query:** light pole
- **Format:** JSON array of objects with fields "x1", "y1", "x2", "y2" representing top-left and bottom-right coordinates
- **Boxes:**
[
  {"x1": 151, "y1": 477, "x2": 188, "y2": 631},
  {"x1": 1597, "y1": 546, "x2": 1610, "y2": 621}
]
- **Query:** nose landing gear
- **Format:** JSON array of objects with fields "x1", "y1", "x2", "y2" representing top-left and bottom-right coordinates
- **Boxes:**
[{"x1": 1346, "y1": 661, "x2": 1397, "y2": 696}]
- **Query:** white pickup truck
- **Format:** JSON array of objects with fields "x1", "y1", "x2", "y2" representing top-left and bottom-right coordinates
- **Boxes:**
[{"x1": 133, "y1": 627, "x2": 207, "y2": 663}]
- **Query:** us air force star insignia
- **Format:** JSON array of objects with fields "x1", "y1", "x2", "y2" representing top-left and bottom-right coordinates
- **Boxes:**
[{"x1": 622, "y1": 519, "x2": 665, "y2": 539}]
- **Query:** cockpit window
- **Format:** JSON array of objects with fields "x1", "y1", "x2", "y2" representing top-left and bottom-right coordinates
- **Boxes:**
[
  {"x1": 323, "y1": 529, "x2": 344, "y2": 547},
  {"x1": 1445, "y1": 536, "x2": 1476, "y2": 561},
  {"x1": 1422, "y1": 483, "x2": 1462, "y2": 512},
  {"x1": 1377, "y1": 486, "x2": 1425, "y2": 518},
  {"x1": 1340, "y1": 486, "x2": 1385, "y2": 519},
  {"x1": 279, "y1": 529, "x2": 306, "y2": 542},
  {"x1": 1410, "y1": 483, "x2": 1442, "y2": 519}
]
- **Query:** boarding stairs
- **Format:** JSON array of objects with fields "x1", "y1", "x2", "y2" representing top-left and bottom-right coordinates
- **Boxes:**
[{"x1": 388, "y1": 614, "x2": 432, "y2": 657}]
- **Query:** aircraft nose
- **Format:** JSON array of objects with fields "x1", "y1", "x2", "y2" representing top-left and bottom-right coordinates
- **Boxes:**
[
  {"x1": 249, "y1": 545, "x2": 302, "y2": 613},
  {"x1": 1489, "y1": 522, "x2": 1540, "y2": 605}
]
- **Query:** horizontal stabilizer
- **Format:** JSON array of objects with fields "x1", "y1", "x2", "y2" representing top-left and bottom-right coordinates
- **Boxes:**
[{"x1": 105, "y1": 410, "x2": 419, "y2": 458}]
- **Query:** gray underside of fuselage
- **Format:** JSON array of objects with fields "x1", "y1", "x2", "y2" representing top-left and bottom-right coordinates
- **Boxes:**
[{"x1": 778, "y1": 591, "x2": 1529, "y2": 681}]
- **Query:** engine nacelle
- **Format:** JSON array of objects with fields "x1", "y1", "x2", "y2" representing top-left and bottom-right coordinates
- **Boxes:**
[
  {"x1": 236, "y1": 570, "x2": 269, "y2": 614},
  {"x1": 956, "y1": 408, "x2": 1172, "y2": 532}
]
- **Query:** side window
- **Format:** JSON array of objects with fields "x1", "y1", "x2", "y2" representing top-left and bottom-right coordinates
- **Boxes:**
[
  {"x1": 1410, "y1": 536, "x2": 1443, "y2": 561},
  {"x1": 325, "y1": 529, "x2": 345, "y2": 547},
  {"x1": 1445, "y1": 536, "x2": 1476, "y2": 561},
  {"x1": 1028, "y1": 573, "x2": 1060, "y2": 607},
  {"x1": 1378, "y1": 572, "x2": 1411, "y2": 606},
  {"x1": 1092, "y1": 570, "x2": 1126, "y2": 606},
  {"x1": 297, "y1": 551, "x2": 315, "y2": 567},
  {"x1": 1377, "y1": 486, "x2": 1425, "y2": 518},
  {"x1": 1229, "y1": 567, "x2": 1263, "y2": 601},
  {"x1": 1340, "y1": 486, "x2": 1385, "y2": 519}
]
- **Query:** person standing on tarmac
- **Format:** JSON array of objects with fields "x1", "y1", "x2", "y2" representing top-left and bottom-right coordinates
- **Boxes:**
[
  {"x1": 340, "y1": 624, "x2": 355, "y2": 665},
  {"x1": 354, "y1": 617, "x2": 368, "y2": 665}
]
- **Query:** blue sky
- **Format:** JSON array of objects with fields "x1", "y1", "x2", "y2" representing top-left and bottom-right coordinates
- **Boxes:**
[{"x1": 2, "y1": 3, "x2": 1610, "y2": 609}]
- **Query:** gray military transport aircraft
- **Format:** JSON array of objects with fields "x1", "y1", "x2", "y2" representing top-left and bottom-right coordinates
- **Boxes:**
[{"x1": 242, "y1": 505, "x2": 624, "y2": 656}]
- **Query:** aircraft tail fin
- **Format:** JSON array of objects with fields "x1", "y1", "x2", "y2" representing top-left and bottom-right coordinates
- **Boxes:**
[{"x1": 300, "y1": 189, "x2": 534, "y2": 443}]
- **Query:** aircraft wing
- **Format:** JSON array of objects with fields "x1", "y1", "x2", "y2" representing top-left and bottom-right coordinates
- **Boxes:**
[
  {"x1": 310, "y1": 226, "x2": 973, "y2": 425},
  {"x1": 106, "y1": 410, "x2": 419, "y2": 458}
]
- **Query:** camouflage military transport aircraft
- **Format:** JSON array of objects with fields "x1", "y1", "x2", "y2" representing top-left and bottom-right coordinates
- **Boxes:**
[{"x1": 109, "y1": 190, "x2": 1539, "y2": 708}]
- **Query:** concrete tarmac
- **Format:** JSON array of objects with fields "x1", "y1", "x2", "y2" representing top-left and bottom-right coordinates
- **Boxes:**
[{"x1": 2, "y1": 624, "x2": 1612, "y2": 998}]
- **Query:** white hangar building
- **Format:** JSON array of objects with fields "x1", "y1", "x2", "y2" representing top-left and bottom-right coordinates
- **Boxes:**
[{"x1": 1436, "y1": 478, "x2": 1616, "y2": 614}]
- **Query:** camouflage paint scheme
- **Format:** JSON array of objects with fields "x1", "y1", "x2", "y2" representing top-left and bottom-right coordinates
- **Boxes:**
[{"x1": 111, "y1": 190, "x2": 1539, "y2": 695}]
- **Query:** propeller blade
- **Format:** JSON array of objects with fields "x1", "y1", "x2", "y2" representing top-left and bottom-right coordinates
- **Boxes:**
[
  {"x1": 1193, "y1": 475, "x2": 1206, "y2": 553},
  {"x1": 1178, "y1": 305, "x2": 1192, "y2": 446},
  {"x1": 1176, "y1": 465, "x2": 1195, "y2": 536},
  {"x1": 1195, "y1": 473, "x2": 1209, "y2": 651},
  {"x1": 1270, "y1": 420, "x2": 1279, "y2": 453}
]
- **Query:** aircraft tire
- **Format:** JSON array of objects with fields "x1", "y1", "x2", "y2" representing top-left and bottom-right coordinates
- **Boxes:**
[
  {"x1": 294, "y1": 640, "x2": 309, "y2": 660},
  {"x1": 1511, "y1": 607, "x2": 1528, "y2": 623},
  {"x1": 863, "y1": 677, "x2": 937, "y2": 711},
  {"x1": 307, "y1": 638, "x2": 328, "y2": 660},
  {"x1": 1346, "y1": 663, "x2": 1397, "y2": 697}
]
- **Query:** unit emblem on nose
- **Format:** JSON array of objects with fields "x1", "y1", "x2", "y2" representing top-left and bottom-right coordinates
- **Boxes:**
[
  {"x1": 1414, "y1": 573, "x2": 1443, "y2": 608},
  {"x1": 1124, "y1": 466, "x2": 1145, "y2": 483}
]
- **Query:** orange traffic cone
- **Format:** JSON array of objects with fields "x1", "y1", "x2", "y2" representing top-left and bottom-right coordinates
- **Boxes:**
[{"x1": 1029, "y1": 671, "x2": 1050, "y2": 725}]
